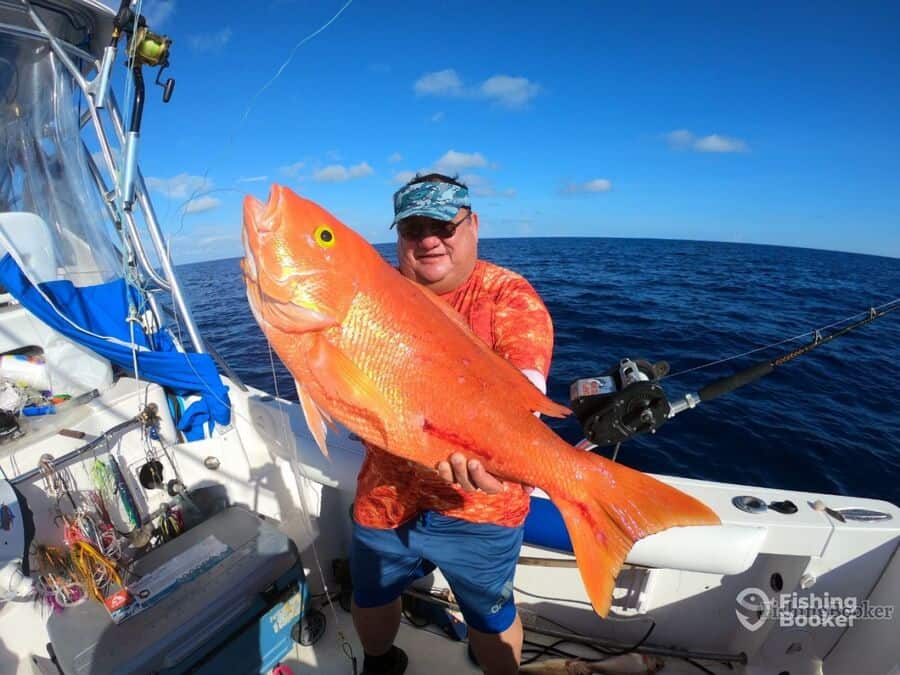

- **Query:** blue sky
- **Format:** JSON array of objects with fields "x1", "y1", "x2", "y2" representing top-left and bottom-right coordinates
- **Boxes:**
[{"x1": 115, "y1": 1, "x2": 900, "y2": 262}]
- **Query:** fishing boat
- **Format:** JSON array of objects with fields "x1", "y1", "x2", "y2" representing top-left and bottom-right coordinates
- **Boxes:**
[{"x1": 0, "y1": 1, "x2": 896, "y2": 673}]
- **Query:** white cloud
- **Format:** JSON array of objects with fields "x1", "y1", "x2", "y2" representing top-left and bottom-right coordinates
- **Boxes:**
[
  {"x1": 313, "y1": 162, "x2": 374, "y2": 182},
  {"x1": 694, "y1": 134, "x2": 749, "y2": 153},
  {"x1": 169, "y1": 225, "x2": 240, "y2": 263},
  {"x1": 392, "y1": 150, "x2": 494, "y2": 186},
  {"x1": 414, "y1": 70, "x2": 541, "y2": 109},
  {"x1": 143, "y1": 0, "x2": 175, "y2": 27},
  {"x1": 480, "y1": 75, "x2": 541, "y2": 108},
  {"x1": 198, "y1": 233, "x2": 237, "y2": 246},
  {"x1": 348, "y1": 162, "x2": 374, "y2": 178},
  {"x1": 431, "y1": 112, "x2": 445, "y2": 123},
  {"x1": 414, "y1": 69, "x2": 465, "y2": 97},
  {"x1": 182, "y1": 195, "x2": 221, "y2": 214},
  {"x1": 583, "y1": 178, "x2": 613, "y2": 192},
  {"x1": 665, "y1": 129, "x2": 694, "y2": 148},
  {"x1": 280, "y1": 161, "x2": 305, "y2": 178},
  {"x1": 562, "y1": 178, "x2": 613, "y2": 194},
  {"x1": 237, "y1": 175, "x2": 269, "y2": 183},
  {"x1": 188, "y1": 28, "x2": 232, "y2": 52},
  {"x1": 393, "y1": 170, "x2": 416, "y2": 184},
  {"x1": 393, "y1": 150, "x2": 502, "y2": 188},
  {"x1": 388, "y1": 152, "x2": 403, "y2": 164},
  {"x1": 435, "y1": 150, "x2": 488, "y2": 174},
  {"x1": 460, "y1": 174, "x2": 515, "y2": 198},
  {"x1": 665, "y1": 129, "x2": 749, "y2": 153},
  {"x1": 146, "y1": 173, "x2": 212, "y2": 199}
]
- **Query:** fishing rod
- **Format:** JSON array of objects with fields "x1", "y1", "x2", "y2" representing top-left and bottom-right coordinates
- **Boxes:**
[{"x1": 570, "y1": 299, "x2": 900, "y2": 447}]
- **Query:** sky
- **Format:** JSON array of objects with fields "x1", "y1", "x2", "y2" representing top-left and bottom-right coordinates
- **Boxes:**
[{"x1": 105, "y1": 0, "x2": 900, "y2": 262}]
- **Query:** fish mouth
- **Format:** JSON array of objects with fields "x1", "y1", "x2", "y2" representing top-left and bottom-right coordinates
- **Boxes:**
[
  {"x1": 241, "y1": 189, "x2": 276, "y2": 285},
  {"x1": 244, "y1": 185, "x2": 285, "y2": 235},
  {"x1": 241, "y1": 185, "x2": 287, "y2": 281},
  {"x1": 242, "y1": 186, "x2": 337, "y2": 334}
]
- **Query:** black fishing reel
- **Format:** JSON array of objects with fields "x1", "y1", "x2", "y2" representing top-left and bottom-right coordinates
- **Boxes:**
[{"x1": 569, "y1": 358, "x2": 671, "y2": 446}]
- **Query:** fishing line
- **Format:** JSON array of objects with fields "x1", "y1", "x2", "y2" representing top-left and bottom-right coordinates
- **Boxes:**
[
  {"x1": 663, "y1": 296, "x2": 900, "y2": 380},
  {"x1": 168, "y1": 0, "x2": 355, "y2": 244},
  {"x1": 167, "y1": 310, "x2": 348, "y2": 646},
  {"x1": 164, "y1": 295, "x2": 355, "y2": 660},
  {"x1": 265, "y1": 342, "x2": 355, "y2": 659},
  {"x1": 163, "y1": 187, "x2": 247, "y2": 261}
]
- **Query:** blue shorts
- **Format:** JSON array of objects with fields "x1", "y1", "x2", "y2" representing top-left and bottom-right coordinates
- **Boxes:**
[{"x1": 350, "y1": 512, "x2": 524, "y2": 634}]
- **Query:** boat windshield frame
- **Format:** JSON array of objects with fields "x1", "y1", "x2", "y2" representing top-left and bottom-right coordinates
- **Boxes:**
[{"x1": 0, "y1": 7, "x2": 210, "y2": 356}]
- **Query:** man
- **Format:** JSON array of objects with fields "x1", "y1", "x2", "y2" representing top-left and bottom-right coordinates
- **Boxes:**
[{"x1": 351, "y1": 174, "x2": 555, "y2": 675}]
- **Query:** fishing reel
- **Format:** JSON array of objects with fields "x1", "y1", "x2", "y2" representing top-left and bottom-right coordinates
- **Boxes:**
[{"x1": 570, "y1": 358, "x2": 671, "y2": 446}]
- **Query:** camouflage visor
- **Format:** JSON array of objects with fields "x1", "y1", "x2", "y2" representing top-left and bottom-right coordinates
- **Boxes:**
[{"x1": 392, "y1": 181, "x2": 471, "y2": 226}]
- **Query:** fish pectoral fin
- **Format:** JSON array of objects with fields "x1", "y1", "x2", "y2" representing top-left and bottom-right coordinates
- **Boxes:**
[
  {"x1": 295, "y1": 379, "x2": 331, "y2": 457},
  {"x1": 518, "y1": 382, "x2": 572, "y2": 419},
  {"x1": 309, "y1": 338, "x2": 392, "y2": 447},
  {"x1": 549, "y1": 453, "x2": 721, "y2": 617}
]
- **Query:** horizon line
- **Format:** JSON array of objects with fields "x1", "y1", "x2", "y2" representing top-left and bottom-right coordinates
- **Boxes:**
[{"x1": 176, "y1": 234, "x2": 900, "y2": 265}]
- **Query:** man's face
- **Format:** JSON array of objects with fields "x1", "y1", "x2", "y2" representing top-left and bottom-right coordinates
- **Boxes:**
[{"x1": 397, "y1": 208, "x2": 479, "y2": 294}]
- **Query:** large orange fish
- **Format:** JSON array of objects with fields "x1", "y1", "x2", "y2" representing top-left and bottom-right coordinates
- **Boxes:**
[{"x1": 241, "y1": 185, "x2": 721, "y2": 616}]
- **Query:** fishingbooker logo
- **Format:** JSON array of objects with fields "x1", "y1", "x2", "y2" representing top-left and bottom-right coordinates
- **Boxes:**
[
  {"x1": 735, "y1": 587, "x2": 770, "y2": 632},
  {"x1": 735, "y1": 587, "x2": 895, "y2": 632}
]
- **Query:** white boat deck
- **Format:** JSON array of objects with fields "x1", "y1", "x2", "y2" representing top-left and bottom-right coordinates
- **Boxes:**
[{"x1": 282, "y1": 606, "x2": 745, "y2": 675}]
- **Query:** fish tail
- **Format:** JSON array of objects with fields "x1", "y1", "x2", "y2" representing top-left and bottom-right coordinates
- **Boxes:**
[{"x1": 547, "y1": 452, "x2": 720, "y2": 616}]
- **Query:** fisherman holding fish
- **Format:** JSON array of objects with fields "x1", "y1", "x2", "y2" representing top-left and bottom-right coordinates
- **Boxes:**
[
  {"x1": 242, "y1": 176, "x2": 719, "y2": 675},
  {"x1": 350, "y1": 174, "x2": 554, "y2": 675}
]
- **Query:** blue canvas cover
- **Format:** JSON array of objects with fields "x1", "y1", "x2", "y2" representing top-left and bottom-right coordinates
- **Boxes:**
[
  {"x1": 0, "y1": 254, "x2": 230, "y2": 439},
  {"x1": 524, "y1": 495, "x2": 573, "y2": 552}
]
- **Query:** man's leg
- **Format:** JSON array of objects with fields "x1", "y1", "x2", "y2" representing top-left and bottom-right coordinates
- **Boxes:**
[
  {"x1": 350, "y1": 518, "x2": 430, "y2": 674},
  {"x1": 351, "y1": 597, "x2": 401, "y2": 656},
  {"x1": 421, "y1": 513, "x2": 526, "y2": 675},
  {"x1": 467, "y1": 613, "x2": 523, "y2": 675}
]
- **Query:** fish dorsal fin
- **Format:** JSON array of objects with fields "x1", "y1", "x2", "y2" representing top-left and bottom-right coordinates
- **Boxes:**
[
  {"x1": 409, "y1": 278, "x2": 570, "y2": 419},
  {"x1": 295, "y1": 379, "x2": 331, "y2": 457}
]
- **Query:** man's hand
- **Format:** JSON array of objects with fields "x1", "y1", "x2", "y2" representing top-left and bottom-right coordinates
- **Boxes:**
[{"x1": 437, "y1": 452, "x2": 533, "y2": 495}]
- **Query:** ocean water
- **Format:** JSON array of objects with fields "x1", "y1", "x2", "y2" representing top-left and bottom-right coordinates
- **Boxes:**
[{"x1": 178, "y1": 238, "x2": 900, "y2": 505}]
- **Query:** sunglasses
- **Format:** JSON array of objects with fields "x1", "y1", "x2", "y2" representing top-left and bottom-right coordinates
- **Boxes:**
[{"x1": 397, "y1": 211, "x2": 472, "y2": 241}]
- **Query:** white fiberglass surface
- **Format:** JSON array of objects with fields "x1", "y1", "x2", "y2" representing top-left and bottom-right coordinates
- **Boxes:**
[{"x1": 0, "y1": 29, "x2": 120, "y2": 287}]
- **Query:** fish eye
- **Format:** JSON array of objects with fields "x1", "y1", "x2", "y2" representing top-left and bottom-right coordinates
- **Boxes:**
[{"x1": 314, "y1": 225, "x2": 335, "y2": 248}]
